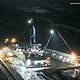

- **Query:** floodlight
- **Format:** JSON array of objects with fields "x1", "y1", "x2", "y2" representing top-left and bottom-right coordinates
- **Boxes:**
[{"x1": 50, "y1": 30, "x2": 54, "y2": 34}]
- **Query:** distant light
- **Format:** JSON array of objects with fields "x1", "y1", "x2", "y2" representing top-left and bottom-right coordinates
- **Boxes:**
[
  {"x1": 28, "y1": 20, "x2": 32, "y2": 24},
  {"x1": 45, "y1": 57, "x2": 51, "y2": 65},
  {"x1": 5, "y1": 38, "x2": 9, "y2": 43},
  {"x1": 28, "y1": 18, "x2": 33, "y2": 24},
  {"x1": 11, "y1": 38, "x2": 16, "y2": 43},
  {"x1": 50, "y1": 30, "x2": 54, "y2": 34}
]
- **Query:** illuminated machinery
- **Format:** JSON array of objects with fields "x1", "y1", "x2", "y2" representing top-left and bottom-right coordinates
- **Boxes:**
[
  {"x1": 25, "y1": 24, "x2": 51, "y2": 67},
  {"x1": 27, "y1": 44, "x2": 44, "y2": 57},
  {"x1": 26, "y1": 45, "x2": 51, "y2": 67}
]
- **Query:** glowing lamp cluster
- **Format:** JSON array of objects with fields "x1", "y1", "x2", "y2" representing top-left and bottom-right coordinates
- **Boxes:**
[
  {"x1": 5, "y1": 38, "x2": 17, "y2": 44},
  {"x1": 11, "y1": 38, "x2": 17, "y2": 43}
]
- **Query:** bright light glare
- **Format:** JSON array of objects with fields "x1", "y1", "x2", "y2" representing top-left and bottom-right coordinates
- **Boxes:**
[
  {"x1": 70, "y1": 52, "x2": 77, "y2": 62},
  {"x1": 45, "y1": 57, "x2": 51, "y2": 65},
  {"x1": 21, "y1": 66, "x2": 26, "y2": 72},
  {"x1": 28, "y1": 18, "x2": 33, "y2": 24},
  {"x1": 50, "y1": 30, "x2": 54, "y2": 34},
  {"x1": 7, "y1": 52, "x2": 14, "y2": 56},
  {"x1": 5, "y1": 38, "x2": 9, "y2": 43},
  {"x1": 11, "y1": 38, "x2": 16, "y2": 43},
  {"x1": 0, "y1": 53, "x2": 7, "y2": 59},
  {"x1": 26, "y1": 59, "x2": 31, "y2": 66},
  {"x1": 28, "y1": 20, "x2": 32, "y2": 24},
  {"x1": 70, "y1": 52, "x2": 76, "y2": 59},
  {"x1": 2, "y1": 47, "x2": 8, "y2": 52},
  {"x1": 0, "y1": 50, "x2": 3, "y2": 54}
]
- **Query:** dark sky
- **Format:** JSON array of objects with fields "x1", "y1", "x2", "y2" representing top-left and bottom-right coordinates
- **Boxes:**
[{"x1": 0, "y1": 0, "x2": 80, "y2": 54}]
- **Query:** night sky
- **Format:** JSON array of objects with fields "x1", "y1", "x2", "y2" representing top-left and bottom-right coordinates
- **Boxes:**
[{"x1": 0, "y1": 0, "x2": 80, "y2": 55}]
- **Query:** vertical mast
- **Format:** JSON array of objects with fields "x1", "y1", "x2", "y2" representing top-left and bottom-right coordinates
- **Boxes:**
[
  {"x1": 32, "y1": 25, "x2": 36, "y2": 44},
  {"x1": 30, "y1": 24, "x2": 36, "y2": 47}
]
